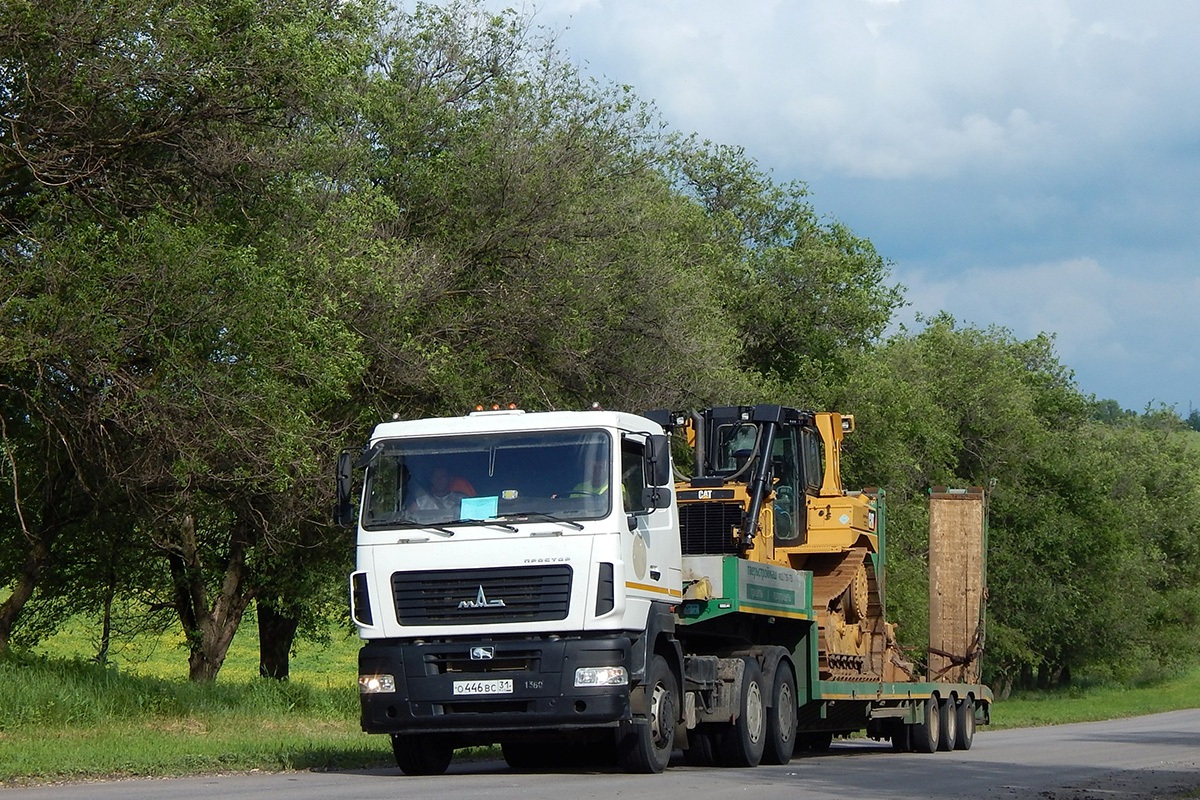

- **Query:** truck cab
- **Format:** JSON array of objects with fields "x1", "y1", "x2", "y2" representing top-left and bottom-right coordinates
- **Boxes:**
[{"x1": 339, "y1": 408, "x2": 683, "y2": 774}]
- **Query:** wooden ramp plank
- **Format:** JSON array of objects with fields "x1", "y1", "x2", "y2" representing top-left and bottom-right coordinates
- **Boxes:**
[{"x1": 928, "y1": 487, "x2": 986, "y2": 684}]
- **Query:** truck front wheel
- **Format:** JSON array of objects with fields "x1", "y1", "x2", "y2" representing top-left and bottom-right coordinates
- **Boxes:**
[
  {"x1": 391, "y1": 733, "x2": 453, "y2": 776},
  {"x1": 617, "y1": 654, "x2": 678, "y2": 774}
]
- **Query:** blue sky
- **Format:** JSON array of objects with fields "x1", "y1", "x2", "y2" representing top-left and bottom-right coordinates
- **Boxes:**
[{"x1": 481, "y1": 0, "x2": 1200, "y2": 413}]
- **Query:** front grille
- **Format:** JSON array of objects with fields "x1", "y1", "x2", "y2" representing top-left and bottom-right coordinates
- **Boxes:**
[
  {"x1": 393, "y1": 565, "x2": 572, "y2": 625},
  {"x1": 425, "y1": 643, "x2": 543, "y2": 674},
  {"x1": 679, "y1": 502, "x2": 743, "y2": 555}
]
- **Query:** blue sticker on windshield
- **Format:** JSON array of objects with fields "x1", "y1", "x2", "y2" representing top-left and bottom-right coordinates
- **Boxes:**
[{"x1": 460, "y1": 496, "x2": 499, "y2": 520}]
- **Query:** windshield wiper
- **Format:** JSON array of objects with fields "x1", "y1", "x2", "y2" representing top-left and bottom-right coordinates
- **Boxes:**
[
  {"x1": 442, "y1": 518, "x2": 520, "y2": 533},
  {"x1": 501, "y1": 511, "x2": 585, "y2": 530}
]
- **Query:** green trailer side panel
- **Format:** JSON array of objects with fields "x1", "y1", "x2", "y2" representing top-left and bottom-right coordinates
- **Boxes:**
[{"x1": 677, "y1": 556, "x2": 813, "y2": 624}]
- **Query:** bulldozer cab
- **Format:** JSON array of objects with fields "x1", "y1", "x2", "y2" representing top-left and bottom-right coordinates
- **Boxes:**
[{"x1": 693, "y1": 406, "x2": 831, "y2": 545}]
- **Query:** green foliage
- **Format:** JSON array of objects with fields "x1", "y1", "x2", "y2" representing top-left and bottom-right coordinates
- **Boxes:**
[
  {"x1": 836, "y1": 316, "x2": 1200, "y2": 691},
  {"x1": 2, "y1": 0, "x2": 1199, "y2": 700},
  {"x1": 357, "y1": 1, "x2": 749, "y2": 414},
  {"x1": 667, "y1": 139, "x2": 904, "y2": 395}
]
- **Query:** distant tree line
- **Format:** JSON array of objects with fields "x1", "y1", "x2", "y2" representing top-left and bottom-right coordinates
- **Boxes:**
[{"x1": 3, "y1": 0, "x2": 1199, "y2": 692}]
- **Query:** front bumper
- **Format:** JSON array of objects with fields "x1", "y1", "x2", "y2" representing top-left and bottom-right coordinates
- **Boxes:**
[{"x1": 359, "y1": 634, "x2": 634, "y2": 737}]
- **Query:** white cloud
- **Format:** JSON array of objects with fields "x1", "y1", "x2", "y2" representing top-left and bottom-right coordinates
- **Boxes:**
[
  {"x1": 517, "y1": 0, "x2": 1200, "y2": 182},
  {"x1": 473, "y1": 0, "x2": 1200, "y2": 409},
  {"x1": 897, "y1": 257, "x2": 1200, "y2": 406}
]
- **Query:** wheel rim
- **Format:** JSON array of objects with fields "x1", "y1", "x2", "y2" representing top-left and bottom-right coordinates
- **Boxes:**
[
  {"x1": 943, "y1": 697, "x2": 957, "y2": 748},
  {"x1": 650, "y1": 681, "x2": 670, "y2": 748},
  {"x1": 746, "y1": 679, "x2": 764, "y2": 743},
  {"x1": 777, "y1": 679, "x2": 795, "y2": 743}
]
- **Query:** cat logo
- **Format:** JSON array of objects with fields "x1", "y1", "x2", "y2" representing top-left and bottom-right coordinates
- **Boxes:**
[{"x1": 698, "y1": 489, "x2": 713, "y2": 499}]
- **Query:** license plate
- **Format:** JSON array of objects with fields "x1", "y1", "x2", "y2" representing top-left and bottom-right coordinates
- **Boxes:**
[{"x1": 452, "y1": 678, "x2": 514, "y2": 696}]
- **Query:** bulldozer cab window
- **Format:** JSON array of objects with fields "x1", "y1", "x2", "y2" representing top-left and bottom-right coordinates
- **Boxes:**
[
  {"x1": 772, "y1": 427, "x2": 802, "y2": 542},
  {"x1": 714, "y1": 423, "x2": 758, "y2": 475},
  {"x1": 800, "y1": 428, "x2": 823, "y2": 494}
]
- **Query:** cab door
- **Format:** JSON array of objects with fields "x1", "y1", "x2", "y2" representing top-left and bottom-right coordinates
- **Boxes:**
[{"x1": 620, "y1": 434, "x2": 682, "y2": 604}]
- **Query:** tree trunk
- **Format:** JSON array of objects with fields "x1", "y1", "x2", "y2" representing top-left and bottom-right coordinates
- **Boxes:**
[
  {"x1": 257, "y1": 601, "x2": 300, "y2": 680},
  {"x1": 0, "y1": 536, "x2": 50, "y2": 653},
  {"x1": 168, "y1": 513, "x2": 256, "y2": 682}
]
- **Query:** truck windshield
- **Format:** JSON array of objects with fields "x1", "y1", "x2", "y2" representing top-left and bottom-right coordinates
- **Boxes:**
[{"x1": 361, "y1": 429, "x2": 612, "y2": 529}]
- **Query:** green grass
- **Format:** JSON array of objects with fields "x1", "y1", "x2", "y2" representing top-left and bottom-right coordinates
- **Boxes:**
[
  {"x1": 1, "y1": 608, "x2": 393, "y2": 786},
  {"x1": 4, "y1": 609, "x2": 1200, "y2": 785},
  {"x1": 988, "y1": 667, "x2": 1200, "y2": 729},
  {"x1": 0, "y1": 653, "x2": 394, "y2": 786},
  {"x1": 29, "y1": 604, "x2": 361, "y2": 686}
]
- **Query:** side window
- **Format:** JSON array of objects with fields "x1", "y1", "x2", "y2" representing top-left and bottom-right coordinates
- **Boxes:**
[
  {"x1": 621, "y1": 437, "x2": 646, "y2": 513},
  {"x1": 800, "y1": 429, "x2": 823, "y2": 494},
  {"x1": 772, "y1": 428, "x2": 800, "y2": 541}
]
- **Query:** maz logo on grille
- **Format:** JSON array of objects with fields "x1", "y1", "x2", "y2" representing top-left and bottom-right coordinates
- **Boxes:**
[{"x1": 458, "y1": 586, "x2": 506, "y2": 609}]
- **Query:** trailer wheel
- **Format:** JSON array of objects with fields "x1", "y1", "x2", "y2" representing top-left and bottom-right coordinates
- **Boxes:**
[
  {"x1": 911, "y1": 696, "x2": 940, "y2": 754},
  {"x1": 617, "y1": 654, "x2": 678, "y2": 774},
  {"x1": 718, "y1": 657, "x2": 766, "y2": 768},
  {"x1": 889, "y1": 719, "x2": 910, "y2": 752},
  {"x1": 762, "y1": 663, "x2": 798, "y2": 764},
  {"x1": 954, "y1": 697, "x2": 976, "y2": 751},
  {"x1": 391, "y1": 733, "x2": 453, "y2": 775},
  {"x1": 937, "y1": 694, "x2": 958, "y2": 751}
]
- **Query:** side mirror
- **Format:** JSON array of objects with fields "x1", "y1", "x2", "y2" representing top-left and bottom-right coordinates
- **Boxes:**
[
  {"x1": 334, "y1": 449, "x2": 355, "y2": 527},
  {"x1": 640, "y1": 486, "x2": 672, "y2": 511},
  {"x1": 646, "y1": 434, "x2": 672, "y2": 487}
]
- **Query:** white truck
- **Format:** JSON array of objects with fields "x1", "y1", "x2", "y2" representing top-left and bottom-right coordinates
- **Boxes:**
[{"x1": 336, "y1": 405, "x2": 990, "y2": 775}]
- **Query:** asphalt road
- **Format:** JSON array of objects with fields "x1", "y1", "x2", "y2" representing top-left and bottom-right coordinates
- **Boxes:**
[{"x1": 5, "y1": 709, "x2": 1199, "y2": 800}]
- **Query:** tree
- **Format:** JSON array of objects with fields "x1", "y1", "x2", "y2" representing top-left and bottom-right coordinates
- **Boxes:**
[
  {"x1": 1, "y1": 0, "x2": 385, "y2": 678},
  {"x1": 355, "y1": 1, "x2": 749, "y2": 416},
  {"x1": 666, "y1": 139, "x2": 905, "y2": 399},
  {"x1": 835, "y1": 316, "x2": 1200, "y2": 690}
]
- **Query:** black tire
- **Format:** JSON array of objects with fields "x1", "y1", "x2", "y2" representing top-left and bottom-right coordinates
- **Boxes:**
[
  {"x1": 501, "y1": 741, "x2": 549, "y2": 771},
  {"x1": 617, "y1": 654, "x2": 678, "y2": 774},
  {"x1": 954, "y1": 697, "x2": 976, "y2": 751},
  {"x1": 890, "y1": 719, "x2": 911, "y2": 752},
  {"x1": 937, "y1": 695, "x2": 957, "y2": 752},
  {"x1": 683, "y1": 725, "x2": 717, "y2": 766},
  {"x1": 807, "y1": 731, "x2": 834, "y2": 752},
  {"x1": 910, "y1": 695, "x2": 940, "y2": 754},
  {"x1": 391, "y1": 733, "x2": 454, "y2": 776},
  {"x1": 762, "y1": 663, "x2": 798, "y2": 764},
  {"x1": 718, "y1": 657, "x2": 767, "y2": 767}
]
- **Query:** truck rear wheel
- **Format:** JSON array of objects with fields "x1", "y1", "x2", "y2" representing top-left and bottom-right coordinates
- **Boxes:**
[
  {"x1": 761, "y1": 663, "x2": 798, "y2": 764},
  {"x1": 683, "y1": 725, "x2": 717, "y2": 766},
  {"x1": 718, "y1": 657, "x2": 766, "y2": 767},
  {"x1": 910, "y1": 696, "x2": 940, "y2": 754},
  {"x1": 806, "y1": 731, "x2": 834, "y2": 752},
  {"x1": 391, "y1": 733, "x2": 453, "y2": 775},
  {"x1": 617, "y1": 654, "x2": 677, "y2": 774}
]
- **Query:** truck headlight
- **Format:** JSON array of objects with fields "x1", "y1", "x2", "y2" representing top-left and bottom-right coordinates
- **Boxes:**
[
  {"x1": 359, "y1": 674, "x2": 396, "y2": 693},
  {"x1": 574, "y1": 666, "x2": 628, "y2": 687}
]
